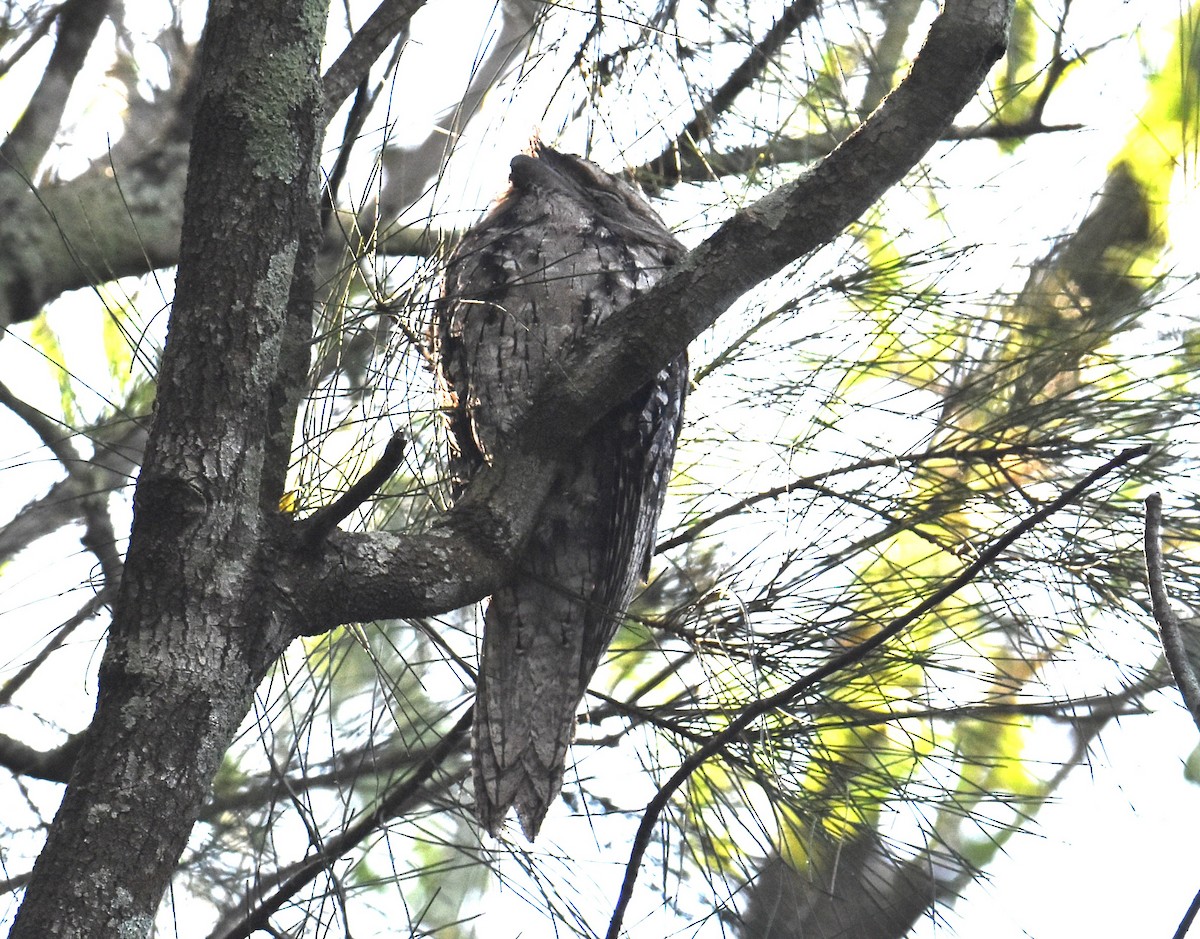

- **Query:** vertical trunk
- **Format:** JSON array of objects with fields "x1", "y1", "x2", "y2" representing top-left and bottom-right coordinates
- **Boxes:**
[{"x1": 8, "y1": 1, "x2": 329, "y2": 935}]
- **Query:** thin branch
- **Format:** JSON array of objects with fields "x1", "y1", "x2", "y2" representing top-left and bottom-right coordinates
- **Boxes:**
[
  {"x1": 0, "y1": 381, "x2": 126, "y2": 589},
  {"x1": 374, "y1": 219, "x2": 456, "y2": 257},
  {"x1": 656, "y1": 442, "x2": 1070, "y2": 553},
  {"x1": 942, "y1": 117, "x2": 1083, "y2": 140},
  {"x1": 200, "y1": 719, "x2": 459, "y2": 817},
  {"x1": 321, "y1": 0, "x2": 427, "y2": 116},
  {"x1": 804, "y1": 683, "x2": 1154, "y2": 731},
  {"x1": 210, "y1": 707, "x2": 472, "y2": 939},
  {"x1": 0, "y1": 589, "x2": 112, "y2": 708},
  {"x1": 646, "y1": 117, "x2": 1084, "y2": 185},
  {"x1": 1144, "y1": 492, "x2": 1200, "y2": 733},
  {"x1": 605, "y1": 445, "x2": 1149, "y2": 939},
  {"x1": 1171, "y1": 885, "x2": 1200, "y2": 939},
  {"x1": 0, "y1": 0, "x2": 111, "y2": 173},
  {"x1": 0, "y1": 3, "x2": 66, "y2": 79},
  {"x1": 0, "y1": 419, "x2": 142, "y2": 566},
  {"x1": 0, "y1": 379, "x2": 78, "y2": 467},
  {"x1": 297, "y1": 431, "x2": 407, "y2": 545},
  {"x1": 374, "y1": 0, "x2": 540, "y2": 217},
  {"x1": 643, "y1": 0, "x2": 818, "y2": 188},
  {"x1": 321, "y1": 77, "x2": 373, "y2": 231}
]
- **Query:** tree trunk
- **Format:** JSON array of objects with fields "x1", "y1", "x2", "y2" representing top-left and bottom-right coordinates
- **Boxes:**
[{"x1": 8, "y1": 1, "x2": 329, "y2": 934}]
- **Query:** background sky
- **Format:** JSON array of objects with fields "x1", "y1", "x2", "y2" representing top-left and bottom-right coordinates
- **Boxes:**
[{"x1": 2, "y1": 2, "x2": 1199, "y2": 936}]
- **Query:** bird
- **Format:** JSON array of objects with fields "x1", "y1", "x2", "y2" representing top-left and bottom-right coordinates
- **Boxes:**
[{"x1": 435, "y1": 140, "x2": 688, "y2": 839}]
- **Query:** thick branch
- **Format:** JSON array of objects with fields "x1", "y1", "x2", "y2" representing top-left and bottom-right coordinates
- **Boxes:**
[
  {"x1": 0, "y1": 731, "x2": 83, "y2": 783},
  {"x1": 0, "y1": 0, "x2": 430, "y2": 329},
  {"x1": 322, "y1": 0, "x2": 427, "y2": 115},
  {"x1": 0, "y1": 131, "x2": 191, "y2": 327},
  {"x1": 288, "y1": 446, "x2": 560, "y2": 630},
  {"x1": 290, "y1": 0, "x2": 1012, "y2": 633},
  {"x1": 0, "y1": 0, "x2": 110, "y2": 174},
  {"x1": 529, "y1": 0, "x2": 1012, "y2": 458}
]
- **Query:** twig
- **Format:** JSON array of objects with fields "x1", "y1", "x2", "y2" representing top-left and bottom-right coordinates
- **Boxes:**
[
  {"x1": 0, "y1": 590, "x2": 112, "y2": 708},
  {"x1": 297, "y1": 431, "x2": 407, "y2": 546},
  {"x1": 321, "y1": 77, "x2": 373, "y2": 231},
  {"x1": 605, "y1": 444, "x2": 1149, "y2": 939},
  {"x1": 641, "y1": 0, "x2": 818, "y2": 189},
  {"x1": 200, "y1": 730, "x2": 450, "y2": 817},
  {"x1": 655, "y1": 441, "x2": 1072, "y2": 553},
  {"x1": 1144, "y1": 492, "x2": 1200, "y2": 733},
  {"x1": 211, "y1": 706, "x2": 472, "y2": 939},
  {"x1": 321, "y1": 0, "x2": 426, "y2": 116},
  {"x1": 1171, "y1": 884, "x2": 1200, "y2": 939},
  {"x1": 643, "y1": 118, "x2": 1084, "y2": 188}
]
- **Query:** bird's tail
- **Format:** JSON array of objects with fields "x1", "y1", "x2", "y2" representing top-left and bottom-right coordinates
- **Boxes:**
[
  {"x1": 472, "y1": 575, "x2": 596, "y2": 840},
  {"x1": 470, "y1": 362, "x2": 687, "y2": 839}
]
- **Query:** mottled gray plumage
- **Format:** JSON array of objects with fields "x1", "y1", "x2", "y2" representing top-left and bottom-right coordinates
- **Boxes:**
[{"x1": 436, "y1": 141, "x2": 687, "y2": 839}]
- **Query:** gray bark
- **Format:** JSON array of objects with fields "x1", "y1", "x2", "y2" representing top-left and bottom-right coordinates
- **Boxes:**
[{"x1": 8, "y1": 0, "x2": 330, "y2": 932}]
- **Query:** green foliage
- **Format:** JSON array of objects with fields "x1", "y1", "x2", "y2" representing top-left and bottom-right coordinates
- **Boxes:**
[
  {"x1": 992, "y1": 1, "x2": 1043, "y2": 135},
  {"x1": 28, "y1": 318, "x2": 77, "y2": 426}
]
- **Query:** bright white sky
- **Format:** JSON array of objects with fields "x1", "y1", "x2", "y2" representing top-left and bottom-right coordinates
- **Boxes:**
[{"x1": 2, "y1": 2, "x2": 1199, "y2": 937}]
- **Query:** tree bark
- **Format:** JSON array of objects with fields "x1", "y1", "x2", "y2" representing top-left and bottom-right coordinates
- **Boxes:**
[{"x1": 9, "y1": 0, "x2": 330, "y2": 934}]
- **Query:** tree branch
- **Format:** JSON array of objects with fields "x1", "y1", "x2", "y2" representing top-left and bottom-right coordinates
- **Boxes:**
[
  {"x1": 0, "y1": 730, "x2": 84, "y2": 783},
  {"x1": 858, "y1": 0, "x2": 923, "y2": 117},
  {"x1": 1144, "y1": 492, "x2": 1200, "y2": 733},
  {"x1": 0, "y1": 410, "x2": 145, "y2": 565},
  {"x1": 530, "y1": 0, "x2": 1013, "y2": 481},
  {"x1": 322, "y1": 0, "x2": 428, "y2": 116},
  {"x1": 0, "y1": 381, "x2": 127, "y2": 587},
  {"x1": 8, "y1": 0, "x2": 330, "y2": 932},
  {"x1": 654, "y1": 442, "x2": 1073, "y2": 553},
  {"x1": 199, "y1": 728, "x2": 451, "y2": 817},
  {"x1": 604, "y1": 443, "x2": 1148, "y2": 937},
  {"x1": 637, "y1": 119, "x2": 1083, "y2": 187},
  {"x1": 0, "y1": 3, "x2": 66, "y2": 80},
  {"x1": 286, "y1": 444, "x2": 559, "y2": 630},
  {"x1": 210, "y1": 707, "x2": 472, "y2": 939},
  {"x1": 642, "y1": 0, "x2": 818, "y2": 189},
  {"x1": 0, "y1": 590, "x2": 111, "y2": 710},
  {"x1": 297, "y1": 430, "x2": 407, "y2": 545},
  {"x1": 0, "y1": 0, "x2": 110, "y2": 174},
  {"x1": 289, "y1": 0, "x2": 1014, "y2": 634},
  {"x1": 375, "y1": 0, "x2": 540, "y2": 217}
]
